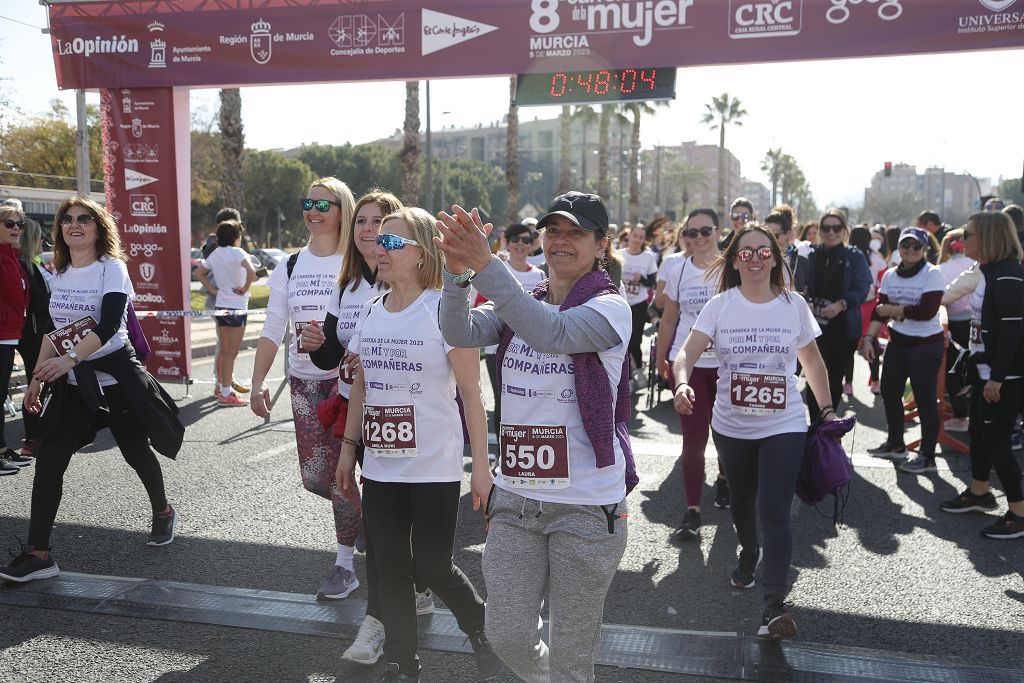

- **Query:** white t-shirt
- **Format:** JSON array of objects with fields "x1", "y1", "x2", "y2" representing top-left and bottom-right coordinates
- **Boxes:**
[
  {"x1": 878, "y1": 263, "x2": 945, "y2": 338},
  {"x1": 49, "y1": 256, "x2": 134, "y2": 387},
  {"x1": 495, "y1": 294, "x2": 632, "y2": 505},
  {"x1": 476, "y1": 262, "x2": 546, "y2": 355},
  {"x1": 939, "y1": 255, "x2": 976, "y2": 321},
  {"x1": 617, "y1": 247, "x2": 659, "y2": 306},
  {"x1": 263, "y1": 248, "x2": 343, "y2": 380},
  {"x1": 657, "y1": 251, "x2": 686, "y2": 287},
  {"x1": 526, "y1": 251, "x2": 545, "y2": 267},
  {"x1": 693, "y1": 288, "x2": 821, "y2": 439},
  {"x1": 203, "y1": 245, "x2": 250, "y2": 310},
  {"x1": 327, "y1": 275, "x2": 386, "y2": 398},
  {"x1": 664, "y1": 256, "x2": 718, "y2": 367},
  {"x1": 351, "y1": 289, "x2": 463, "y2": 483}
]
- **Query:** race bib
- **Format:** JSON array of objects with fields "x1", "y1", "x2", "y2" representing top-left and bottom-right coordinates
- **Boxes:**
[
  {"x1": 294, "y1": 321, "x2": 322, "y2": 354},
  {"x1": 47, "y1": 316, "x2": 97, "y2": 357},
  {"x1": 701, "y1": 336, "x2": 716, "y2": 361},
  {"x1": 730, "y1": 372, "x2": 788, "y2": 415},
  {"x1": 363, "y1": 404, "x2": 418, "y2": 457},
  {"x1": 499, "y1": 424, "x2": 570, "y2": 490},
  {"x1": 969, "y1": 319, "x2": 983, "y2": 353},
  {"x1": 624, "y1": 279, "x2": 641, "y2": 296}
]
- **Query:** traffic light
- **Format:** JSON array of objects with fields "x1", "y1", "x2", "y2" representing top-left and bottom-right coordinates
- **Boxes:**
[{"x1": 884, "y1": 162, "x2": 892, "y2": 177}]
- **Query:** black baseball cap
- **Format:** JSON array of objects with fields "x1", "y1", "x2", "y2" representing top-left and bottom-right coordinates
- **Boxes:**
[{"x1": 536, "y1": 191, "x2": 609, "y2": 235}]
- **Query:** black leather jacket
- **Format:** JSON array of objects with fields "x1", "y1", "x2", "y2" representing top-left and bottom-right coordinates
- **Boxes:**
[{"x1": 977, "y1": 257, "x2": 1024, "y2": 382}]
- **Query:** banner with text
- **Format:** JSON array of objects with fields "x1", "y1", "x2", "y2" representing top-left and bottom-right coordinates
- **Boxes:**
[
  {"x1": 100, "y1": 87, "x2": 191, "y2": 382},
  {"x1": 49, "y1": 0, "x2": 1024, "y2": 90}
]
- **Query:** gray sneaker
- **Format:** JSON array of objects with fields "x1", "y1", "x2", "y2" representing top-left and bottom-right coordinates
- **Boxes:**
[
  {"x1": 317, "y1": 565, "x2": 359, "y2": 600},
  {"x1": 0, "y1": 450, "x2": 19, "y2": 477},
  {"x1": 415, "y1": 589, "x2": 434, "y2": 615}
]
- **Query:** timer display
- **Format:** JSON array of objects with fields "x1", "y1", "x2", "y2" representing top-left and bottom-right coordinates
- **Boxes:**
[{"x1": 515, "y1": 67, "x2": 676, "y2": 107}]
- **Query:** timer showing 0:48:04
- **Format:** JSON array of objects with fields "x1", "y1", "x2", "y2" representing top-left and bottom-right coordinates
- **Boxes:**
[{"x1": 515, "y1": 67, "x2": 676, "y2": 107}]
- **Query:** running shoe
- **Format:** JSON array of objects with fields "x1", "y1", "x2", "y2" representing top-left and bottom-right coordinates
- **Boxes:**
[
  {"x1": 231, "y1": 381, "x2": 250, "y2": 394},
  {"x1": 467, "y1": 629, "x2": 501, "y2": 681},
  {"x1": 869, "y1": 381, "x2": 881, "y2": 394},
  {"x1": 0, "y1": 549, "x2": 59, "y2": 582},
  {"x1": 1013, "y1": 430, "x2": 1023, "y2": 451},
  {"x1": 216, "y1": 392, "x2": 247, "y2": 407},
  {"x1": 415, "y1": 589, "x2": 435, "y2": 616},
  {"x1": 939, "y1": 488, "x2": 997, "y2": 514},
  {"x1": 731, "y1": 545, "x2": 762, "y2": 590},
  {"x1": 758, "y1": 601, "x2": 797, "y2": 640},
  {"x1": 714, "y1": 478, "x2": 730, "y2": 509},
  {"x1": 148, "y1": 506, "x2": 178, "y2": 546},
  {"x1": 842, "y1": 382, "x2": 853, "y2": 396},
  {"x1": 867, "y1": 441, "x2": 906, "y2": 458},
  {"x1": 342, "y1": 615, "x2": 385, "y2": 665},
  {"x1": 378, "y1": 663, "x2": 418, "y2": 681},
  {"x1": 317, "y1": 565, "x2": 359, "y2": 600},
  {"x1": 672, "y1": 508, "x2": 701, "y2": 541},
  {"x1": 0, "y1": 451, "x2": 18, "y2": 476},
  {"x1": 899, "y1": 457, "x2": 937, "y2": 474},
  {"x1": 980, "y1": 511, "x2": 1024, "y2": 539},
  {"x1": 943, "y1": 417, "x2": 969, "y2": 432}
]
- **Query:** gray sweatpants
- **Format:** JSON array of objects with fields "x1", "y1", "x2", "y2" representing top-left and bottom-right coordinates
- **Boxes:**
[{"x1": 483, "y1": 486, "x2": 628, "y2": 683}]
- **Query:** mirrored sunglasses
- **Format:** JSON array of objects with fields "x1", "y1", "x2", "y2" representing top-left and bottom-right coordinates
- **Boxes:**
[
  {"x1": 376, "y1": 233, "x2": 420, "y2": 251},
  {"x1": 731, "y1": 212, "x2": 751, "y2": 221},
  {"x1": 737, "y1": 246, "x2": 774, "y2": 263},
  {"x1": 302, "y1": 198, "x2": 341, "y2": 212}
]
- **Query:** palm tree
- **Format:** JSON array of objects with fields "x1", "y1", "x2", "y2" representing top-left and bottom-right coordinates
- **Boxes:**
[
  {"x1": 662, "y1": 160, "x2": 710, "y2": 218},
  {"x1": 557, "y1": 105, "x2": 572, "y2": 194},
  {"x1": 571, "y1": 105, "x2": 598, "y2": 190},
  {"x1": 400, "y1": 81, "x2": 420, "y2": 205},
  {"x1": 760, "y1": 147, "x2": 784, "y2": 206},
  {"x1": 597, "y1": 104, "x2": 629, "y2": 211},
  {"x1": 700, "y1": 93, "x2": 747, "y2": 216},
  {"x1": 626, "y1": 100, "x2": 670, "y2": 224},
  {"x1": 218, "y1": 88, "x2": 245, "y2": 212},
  {"x1": 505, "y1": 76, "x2": 520, "y2": 224}
]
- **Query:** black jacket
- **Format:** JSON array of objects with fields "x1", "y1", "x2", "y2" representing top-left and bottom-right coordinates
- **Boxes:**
[
  {"x1": 20, "y1": 259, "x2": 52, "y2": 337},
  {"x1": 977, "y1": 257, "x2": 1024, "y2": 383}
]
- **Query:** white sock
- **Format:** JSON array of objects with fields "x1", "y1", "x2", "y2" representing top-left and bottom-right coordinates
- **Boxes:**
[
  {"x1": 220, "y1": 385, "x2": 232, "y2": 398},
  {"x1": 336, "y1": 544, "x2": 354, "y2": 570}
]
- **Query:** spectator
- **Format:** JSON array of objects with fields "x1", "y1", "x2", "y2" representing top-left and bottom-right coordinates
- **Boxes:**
[
  {"x1": 917, "y1": 210, "x2": 947, "y2": 243},
  {"x1": 938, "y1": 228, "x2": 975, "y2": 432},
  {"x1": 0, "y1": 204, "x2": 29, "y2": 476}
]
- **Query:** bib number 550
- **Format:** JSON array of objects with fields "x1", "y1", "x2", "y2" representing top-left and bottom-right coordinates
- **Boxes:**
[{"x1": 499, "y1": 424, "x2": 570, "y2": 489}]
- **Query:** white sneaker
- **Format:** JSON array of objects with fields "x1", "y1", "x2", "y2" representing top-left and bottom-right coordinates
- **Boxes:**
[
  {"x1": 342, "y1": 615, "x2": 385, "y2": 665},
  {"x1": 416, "y1": 589, "x2": 435, "y2": 615},
  {"x1": 943, "y1": 417, "x2": 969, "y2": 432}
]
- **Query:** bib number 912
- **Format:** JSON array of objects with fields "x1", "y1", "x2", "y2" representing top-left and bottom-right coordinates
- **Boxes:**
[{"x1": 47, "y1": 316, "x2": 97, "y2": 357}]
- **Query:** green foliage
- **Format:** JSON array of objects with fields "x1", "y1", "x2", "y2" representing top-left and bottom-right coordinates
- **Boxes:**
[
  {"x1": 192, "y1": 284, "x2": 269, "y2": 311},
  {"x1": 244, "y1": 150, "x2": 316, "y2": 248},
  {"x1": 295, "y1": 143, "x2": 402, "y2": 198},
  {"x1": 0, "y1": 100, "x2": 102, "y2": 190}
]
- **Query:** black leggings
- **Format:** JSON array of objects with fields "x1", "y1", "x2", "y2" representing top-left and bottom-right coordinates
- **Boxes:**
[
  {"x1": 880, "y1": 339, "x2": 944, "y2": 458},
  {"x1": 0, "y1": 346, "x2": 13, "y2": 452},
  {"x1": 712, "y1": 429, "x2": 806, "y2": 607},
  {"x1": 969, "y1": 379, "x2": 1023, "y2": 503},
  {"x1": 628, "y1": 301, "x2": 648, "y2": 369},
  {"x1": 946, "y1": 320, "x2": 970, "y2": 419},
  {"x1": 17, "y1": 333, "x2": 43, "y2": 443},
  {"x1": 361, "y1": 478, "x2": 485, "y2": 673},
  {"x1": 28, "y1": 383, "x2": 168, "y2": 549}
]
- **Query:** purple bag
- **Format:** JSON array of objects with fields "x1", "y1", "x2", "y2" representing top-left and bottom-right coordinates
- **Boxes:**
[
  {"x1": 797, "y1": 415, "x2": 855, "y2": 514},
  {"x1": 125, "y1": 301, "x2": 152, "y2": 362}
]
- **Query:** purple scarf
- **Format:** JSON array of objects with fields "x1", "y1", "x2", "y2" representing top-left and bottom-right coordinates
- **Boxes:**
[{"x1": 495, "y1": 269, "x2": 638, "y2": 494}]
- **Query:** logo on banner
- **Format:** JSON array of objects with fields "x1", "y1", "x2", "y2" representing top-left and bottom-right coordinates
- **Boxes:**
[
  {"x1": 129, "y1": 193, "x2": 158, "y2": 217},
  {"x1": 422, "y1": 9, "x2": 497, "y2": 56},
  {"x1": 57, "y1": 35, "x2": 139, "y2": 58},
  {"x1": 124, "y1": 143, "x2": 159, "y2": 163},
  {"x1": 978, "y1": 0, "x2": 1016, "y2": 9},
  {"x1": 131, "y1": 118, "x2": 143, "y2": 138},
  {"x1": 251, "y1": 18, "x2": 272, "y2": 64},
  {"x1": 139, "y1": 262, "x2": 156, "y2": 282},
  {"x1": 122, "y1": 92, "x2": 132, "y2": 113},
  {"x1": 148, "y1": 20, "x2": 166, "y2": 69},
  {"x1": 329, "y1": 14, "x2": 406, "y2": 56},
  {"x1": 528, "y1": 0, "x2": 693, "y2": 48},
  {"x1": 826, "y1": 0, "x2": 902, "y2": 24},
  {"x1": 730, "y1": 0, "x2": 802, "y2": 38},
  {"x1": 158, "y1": 366, "x2": 182, "y2": 377},
  {"x1": 125, "y1": 169, "x2": 158, "y2": 190},
  {"x1": 957, "y1": 0, "x2": 1022, "y2": 31},
  {"x1": 128, "y1": 242, "x2": 161, "y2": 258}
]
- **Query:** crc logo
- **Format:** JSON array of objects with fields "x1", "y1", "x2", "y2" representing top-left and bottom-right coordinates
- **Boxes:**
[
  {"x1": 729, "y1": 0, "x2": 802, "y2": 38},
  {"x1": 128, "y1": 242, "x2": 160, "y2": 258},
  {"x1": 139, "y1": 262, "x2": 156, "y2": 282},
  {"x1": 978, "y1": 0, "x2": 1016, "y2": 9},
  {"x1": 826, "y1": 0, "x2": 902, "y2": 24},
  {"x1": 129, "y1": 193, "x2": 158, "y2": 217}
]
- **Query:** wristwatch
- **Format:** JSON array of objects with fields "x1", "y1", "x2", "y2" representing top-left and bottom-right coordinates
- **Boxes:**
[
  {"x1": 68, "y1": 351, "x2": 80, "y2": 365},
  {"x1": 442, "y1": 265, "x2": 476, "y2": 287}
]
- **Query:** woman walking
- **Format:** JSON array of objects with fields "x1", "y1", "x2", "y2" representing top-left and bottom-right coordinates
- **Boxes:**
[
  {"x1": 617, "y1": 224, "x2": 658, "y2": 384},
  {"x1": 15, "y1": 219, "x2": 54, "y2": 464}
]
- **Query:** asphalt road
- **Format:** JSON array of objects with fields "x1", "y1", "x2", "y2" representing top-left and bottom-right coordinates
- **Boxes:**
[{"x1": 1, "y1": 345, "x2": 1022, "y2": 682}]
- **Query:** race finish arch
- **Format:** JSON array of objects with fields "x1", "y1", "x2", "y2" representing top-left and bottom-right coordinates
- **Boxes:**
[{"x1": 45, "y1": 0, "x2": 1024, "y2": 382}]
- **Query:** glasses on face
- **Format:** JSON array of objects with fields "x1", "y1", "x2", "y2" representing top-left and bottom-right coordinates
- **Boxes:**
[
  {"x1": 899, "y1": 240, "x2": 924, "y2": 251},
  {"x1": 59, "y1": 213, "x2": 96, "y2": 226},
  {"x1": 820, "y1": 222, "x2": 844, "y2": 234},
  {"x1": 736, "y1": 246, "x2": 774, "y2": 263},
  {"x1": 508, "y1": 234, "x2": 534, "y2": 244},
  {"x1": 375, "y1": 233, "x2": 420, "y2": 251},
  {"x1": 2, "y1": 219, "x2": 25, "y2": 229},
  {"x1": 682, "y1": 226, "x2": 715, "y2": 239},
  {"x1": 963, "y1": 230, "x2": 975, "y2": 239},
  {"x1": 731, "y1": 212, "x2": 751, "y2": 222},
  {"x1": 302, "y1": 198, "x2": 341, "y2": 212}
]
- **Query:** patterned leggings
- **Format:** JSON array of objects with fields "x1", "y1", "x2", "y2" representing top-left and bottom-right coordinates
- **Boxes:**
[{"x1": 290, "y1": 376, "x2": 362, "y2": 546}]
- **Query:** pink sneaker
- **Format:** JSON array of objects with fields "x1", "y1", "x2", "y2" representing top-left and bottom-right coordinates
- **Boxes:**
[
  {"x1": 869, "y1": 381, "x2": 881, "y2": 394},
  {"x1": 842, "y1": 383, "x2": 853, "y2": 396},
  {"x1": 217, "y1": 392, "x2": 247, "y2": 407}
]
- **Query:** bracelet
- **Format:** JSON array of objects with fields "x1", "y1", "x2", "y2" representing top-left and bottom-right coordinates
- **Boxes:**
[
  {"x1": 341, "y1": 436, "x2": 361, "y2": 447},
  {"x1": 673, "y1": 382, "x2": 689, "y2": 393},
  {"x1": 820, "y1": 407, "x2": 836, "y2": 417}
]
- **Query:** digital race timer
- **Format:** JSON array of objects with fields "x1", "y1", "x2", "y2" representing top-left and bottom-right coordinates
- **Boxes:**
[{"x1": 515, "y1": 67, "x2": 676, "y2": 107}]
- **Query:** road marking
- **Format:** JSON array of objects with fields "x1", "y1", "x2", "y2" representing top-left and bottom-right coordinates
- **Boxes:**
[{"x1": 246, "y1": 441, "x2": 295, "y2": 463}]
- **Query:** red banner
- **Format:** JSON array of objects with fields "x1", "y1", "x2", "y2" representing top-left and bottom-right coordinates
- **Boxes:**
[
  {"x1": 100, "y1": 87, "x2": 191, "y2": 382},
  {"x1": 49, "y1": 0, "x2": 1024, "y2": 90}
]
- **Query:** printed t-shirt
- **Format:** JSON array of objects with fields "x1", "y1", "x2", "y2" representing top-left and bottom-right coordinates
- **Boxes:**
[
  {"x1": 474, "y1": 262, "x2": 546, "y2": 355},
  {"x1": 664, "y1": 256, "x2": 717, "y2": 367},
  {"x1": 327, "y1": 275, "x2": 385, "y2": 397},
  {"x1": 693, "y1": 288, "x2": 821, "y2": 439},
  {"x1": 350, "y1": 289, "x2": 462, "y2": 483},
  {"x1": 617, "y1": 247, "x2": 659, "y2": 306},
  {"x1": 878, "y1": 263, "x2": 945, "y2": 337},
  {"x1": 658, "y1": 251, "x2": 686, "y2": 288},
  {"x1": 49, "y1": 256, "x2": 134, "y2": 387},
  {"x1": 203, "y1": 245, "x2": 250, "y2": 310},
  {"x1": 496, "y1": 294, "x2": 632, "y2": 505},
  {"x1": 264, "y1": 248, "x2": 342, "y2": 380}
]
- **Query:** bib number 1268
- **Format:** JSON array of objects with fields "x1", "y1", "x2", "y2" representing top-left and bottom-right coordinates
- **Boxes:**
[{"x1": 362, "y1": 404, "x2": 418, "y2": 457}]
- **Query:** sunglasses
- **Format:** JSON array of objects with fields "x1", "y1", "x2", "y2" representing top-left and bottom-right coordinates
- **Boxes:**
[
  {"x1": 682, "y1": 226, "x2": 715, "y2": 239},
  {"x1": 2, "y1": 219, "x2": 25, "y2": 229},
  {"x1": 820, "y1": 223, "x2": 845, "y2": 234},
  {"x1": 508, "y1": 234, "x2": 534, "y2": 244},
  {"x1": 963, "y1": 230, "x2": 975, "y2": 239},
  {"x1": 302, "y1": 198, "x2": 341, "y2": 212},
  {"x1": 736, "y1": 246, "x2": 774, "y2": 263},
  {"x1": 59, "y1": 214, "x2": 96, "y2": 226},
  {"x1": 731, "y1": 212, "x2": 751, "y2": 221},
  {"x1": 375, "y1": 233, "x2": 420, "y2": 251},
  {"x1": 899, "y1": 240, "x2": 924, "y2": 251}
]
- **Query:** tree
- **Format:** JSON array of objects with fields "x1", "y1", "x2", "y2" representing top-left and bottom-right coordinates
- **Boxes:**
[
  {"x1": 997, "y1": 177, "x2": 1024, "y2": 208},
  {"x1": 700, "y1": 93, "x2": 747, "y2": 216},
  {"x1": 557, "y1": 105, "x2": 572, "y2": 194},
  {"x1": 296, "y1": 143, "x2": 401, "y2": 198},
  {"x1": 505, "y1": 76, "x2": 520, "y2": 224},
  {"x1": 597, "y1": 104, "x2": 629, "y2": 210},
  {"x1": 863, "y1": 190, "x2": 923, "y2": 226},
  {"x1": 626, "y1": 101, "x2": 669, "y2": 224},
  {"x1": 244, "y1": 150, "x2": 316, "y2": 246},
  {"x1": 571, "y1": 105, "x2": 598, "y2": 191},
  {"x1": 218, "y1": 89, "x2": 245, "y2": 212},
  {"x1": 400, "y1": 81, "x2": 421, "y2": 206},
  {"x1": 760, "y1": 147, "x2": 784, "y2": 207},
  {"x1": 658, "y1": 159, "x2": 709, "y2": 218},
  {"x1": 0, "y1": 100, "x2": 102, "y2": 190}
]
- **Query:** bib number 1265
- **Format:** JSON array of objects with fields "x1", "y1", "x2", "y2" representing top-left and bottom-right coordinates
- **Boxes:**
[{"x1": 730, "y1": 372, "x2": 787, "y2": 415}]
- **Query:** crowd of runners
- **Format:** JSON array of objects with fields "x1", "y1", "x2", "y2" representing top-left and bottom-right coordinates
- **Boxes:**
[{"x1": 0, "y1": 183, "x2": 1022, "y2": 682}]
